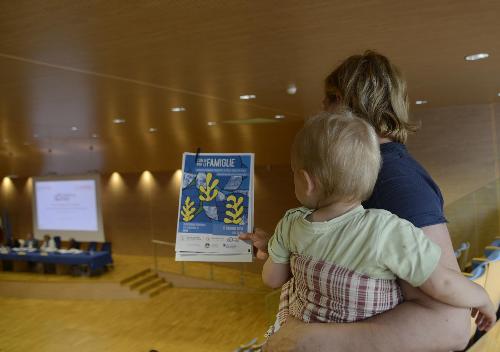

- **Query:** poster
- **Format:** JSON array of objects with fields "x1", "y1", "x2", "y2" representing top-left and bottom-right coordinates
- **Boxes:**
[{"x1": 175, "y1": 153, "x2": 254, "y2": 262}]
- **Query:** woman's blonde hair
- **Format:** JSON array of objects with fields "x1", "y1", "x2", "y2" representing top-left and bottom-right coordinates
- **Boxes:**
[
  {"x1": 325, "y1": 50, "x2": 417, "y2": 143},
  {"x1": 291, "y1": 110, "x2": 381, "y2": 203}
]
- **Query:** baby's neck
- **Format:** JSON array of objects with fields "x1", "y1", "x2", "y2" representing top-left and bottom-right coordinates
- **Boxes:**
[{"x1": 307, "y1": 201, "x2": 361, "y2": 222}]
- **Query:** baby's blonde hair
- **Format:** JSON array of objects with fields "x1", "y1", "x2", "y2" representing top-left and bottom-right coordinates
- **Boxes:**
[{"x1": 291, "y1": 110, "x2": 381, "y2": 202}]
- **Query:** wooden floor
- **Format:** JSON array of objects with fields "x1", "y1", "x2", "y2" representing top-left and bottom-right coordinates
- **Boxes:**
[
  {"x1": 0, "y1": 289, "x2": 268, "y2": 352},
  {"x1": 0, "y1": 255, "x2": 269, "y2": 352},
  {"x1": 2, "y1": 254, "x2": 500, "y2": 351}
]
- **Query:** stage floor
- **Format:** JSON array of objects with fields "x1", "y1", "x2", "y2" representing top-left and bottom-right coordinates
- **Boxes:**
[{"x1": 0, "y1": 254, "x2": 267, "y2": 290}]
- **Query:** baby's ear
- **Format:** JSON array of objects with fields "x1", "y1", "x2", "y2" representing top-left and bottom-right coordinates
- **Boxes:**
[{"x1": 299, "y1": 169, "x2": 317, "y2": 196}]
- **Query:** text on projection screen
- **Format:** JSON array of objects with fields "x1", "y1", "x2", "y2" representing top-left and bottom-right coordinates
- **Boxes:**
[{"x1": 36, "y1": 180, "x2": 98, "y2": 231}]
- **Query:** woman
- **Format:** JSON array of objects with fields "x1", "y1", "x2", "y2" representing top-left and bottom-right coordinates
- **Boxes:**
[{"x1": 240, "y1": 51, "x2": 470, "y2": 352}]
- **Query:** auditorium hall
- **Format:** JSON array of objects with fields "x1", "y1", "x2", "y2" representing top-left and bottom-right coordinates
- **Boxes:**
[{"x1": 1, "y1": 1, "x2": 500, "y2": 351}]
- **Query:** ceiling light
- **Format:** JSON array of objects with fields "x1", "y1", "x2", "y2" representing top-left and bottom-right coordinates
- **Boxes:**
[
  {"x1": 286, "y1": 84, "x2": 297, "y2": 95},
  {"x1": 71, "y1": 126, "x2": 78, "y2": 131},
  {"x1": 415, "y1": 100, "x2": 428, "y2": 105},
  {"x1": 207, "y1": 121, "x2": 217, "y2": 126},
  {"x1": 149, "y1": 127, "x2": 157, "y2": 132},
  {"x1": 465, "y1": 53, "x2": 489, "y2": 61},
  {"x1": 171, "y1": 106, "x2": 186, "y2": 112},
  {"x1": 239, "y1": 94, "x2": 256, "y2": 100},
  {"x1": 113, "y1": 118, "x2": 126, "y2": 124},
  {"x1": 92, "y1": 133, "x2": 98, "y2": 138},
  {"x1": 274, "y1": 115, "x2": 286, "y2": 119}
]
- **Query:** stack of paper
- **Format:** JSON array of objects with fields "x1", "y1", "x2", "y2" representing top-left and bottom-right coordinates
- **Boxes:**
[{"x1": 175, "y1": 153, "x2": 254, "y2": 262}]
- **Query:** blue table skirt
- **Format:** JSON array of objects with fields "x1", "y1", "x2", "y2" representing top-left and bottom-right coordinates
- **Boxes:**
[{"x1": 0, "y1": 251, "x2": 112, "y2": 271}]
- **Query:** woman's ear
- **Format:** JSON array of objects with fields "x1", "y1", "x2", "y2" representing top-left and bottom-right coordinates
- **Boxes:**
[{"x1": 298, "y1": 169, "x2": 316, "y2": 196}]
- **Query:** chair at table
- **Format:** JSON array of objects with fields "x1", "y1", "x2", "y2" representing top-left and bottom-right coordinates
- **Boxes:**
[
  {"x1": 87, "y1": 242, "x2": 97, "y2": 252},
  {"x1": 99, "y1": 242, "x2": 113, "y2": 268},
  {"x1": 53, "y1": 236, "x2": 62, "y2": 249}
]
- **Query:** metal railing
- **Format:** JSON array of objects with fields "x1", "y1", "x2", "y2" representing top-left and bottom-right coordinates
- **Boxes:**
[{"x1": 151, "y1": 239, "x2": 247, "y2": 286}]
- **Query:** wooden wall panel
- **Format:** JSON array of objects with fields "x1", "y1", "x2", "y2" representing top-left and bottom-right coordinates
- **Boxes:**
[{"x1": 2, "y1": 103, "x2": 500, "y2": 270}]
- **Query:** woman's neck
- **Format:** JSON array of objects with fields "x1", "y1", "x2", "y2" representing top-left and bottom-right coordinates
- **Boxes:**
[{"x1": 308, "y1": 201, "x2": 361, "y2": 222}]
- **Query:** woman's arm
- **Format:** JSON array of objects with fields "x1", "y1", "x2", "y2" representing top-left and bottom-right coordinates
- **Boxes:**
[
  {"x1": 262, "y1": 257, "x2": 291, "y2": 289},
  {"x1": 263, "y1": 224, "x2": 471, "y2": 352}
]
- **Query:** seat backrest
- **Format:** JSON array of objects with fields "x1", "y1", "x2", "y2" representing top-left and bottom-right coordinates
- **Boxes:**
[
  {"x1": 53, "y1": 236, "x2": 62, "y2": 249},
  {"x1": 88, "y1": 242, "x2": 97, "y2": 252},
  {"x1": 100, "y1": 242, "x2": 112, "y2": 253}
]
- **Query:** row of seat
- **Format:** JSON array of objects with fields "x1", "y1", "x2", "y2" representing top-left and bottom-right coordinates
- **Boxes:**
[{"x1": 465, "y1": 237, "x2": 500, "y2": 340}]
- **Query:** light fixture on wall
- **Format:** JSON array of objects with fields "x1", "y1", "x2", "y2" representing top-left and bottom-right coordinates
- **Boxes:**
[
  {"x1": 113, "y1": 118, "x2": 126, "y2": 124},
  {"x1": 274, "y1": 115, "x2": 286, "y2": 119},
  {"x1": 71, "y1": 126, "x2": 78, "y2": 131},
  {"x1": 149, "y1": 127, "x2": 157, "y2": 133},
  {"x1": 464, "y1": 53, "x2": 489, "y2": 61},
  {"x1": 415, "y1": 100, "x2": 428, "y2": 105},
  {"x1": 207, "y1": 121, "x2": 217, "y2": 126}
]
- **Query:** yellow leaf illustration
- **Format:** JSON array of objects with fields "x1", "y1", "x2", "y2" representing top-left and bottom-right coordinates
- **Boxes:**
[
  {"x1": 198, "y1": 172, "x2": 219, "y2": 202},
  {"x1": 224, "y1": 195, "x2": 244, "y2": 225},
  {"x1": 181, "y1": 196, "x2": 196, "y2": 222}
]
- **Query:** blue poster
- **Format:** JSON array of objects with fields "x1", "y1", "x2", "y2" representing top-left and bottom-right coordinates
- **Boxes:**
[{"x1": 175, "y1": 153, "x2": 254, "y2": 261}]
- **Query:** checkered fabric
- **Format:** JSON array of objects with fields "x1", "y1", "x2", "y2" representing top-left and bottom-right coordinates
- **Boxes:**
[{"x1": 266, "y1": 254, "x2": 403, "y2": 336}]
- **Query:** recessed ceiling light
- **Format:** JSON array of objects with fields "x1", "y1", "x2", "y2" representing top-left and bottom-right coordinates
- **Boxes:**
[
  {"x1": 239, "y1": 94, "x2": 256, "y2": 100},
  {"x1": 171, "y1": 106, "x2": 186, "y2": 112},
  {"x1": 274, "y1": 114, "x2": 286, "y2": 119},
  {"x1": 92, "y1": 133, "x2": 98, "y2": 138},
  {"x1": 286, "y1": 84, "x2": 297, "y2": 95},
  {"x1": 71, "y1": 126, "x2": 78, "y2": 131},
  {"x1": 416, "y1": 100, "x2": 428, "y2": 105},
  {"x1": 207, "y1": 121, "x2": 217, "y2": 126},
  {"x1": 465, "y1": 53, "x2": 489, "y2": 61},
  {"x1": 149, "y1": 127, "x2": 157, "y2": 132},
  {"x1": 113, "y1": 118, "x2": 126, "y2": 124}
]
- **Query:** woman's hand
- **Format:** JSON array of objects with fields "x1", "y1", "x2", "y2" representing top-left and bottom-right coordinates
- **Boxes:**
[{"x1": 239, "y1": 228, "x2": 270, "y2": 260}]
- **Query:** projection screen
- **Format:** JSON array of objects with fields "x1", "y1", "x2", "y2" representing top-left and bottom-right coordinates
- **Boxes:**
[{"x1": 32, "y1": 174, "x2": 105, "y2": 242}]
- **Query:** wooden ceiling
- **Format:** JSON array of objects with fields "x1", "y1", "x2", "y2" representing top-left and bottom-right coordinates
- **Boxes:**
[{"x1": 0, "y1": 0, "x2": 499, "y2": 176}]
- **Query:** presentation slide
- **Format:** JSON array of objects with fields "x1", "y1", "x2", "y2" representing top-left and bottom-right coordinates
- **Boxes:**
[
  {"x1": 32, "y1": 175, "x2": 105, "y2": 242},
  {"x1": 36, "y1": 180, "x2": 98, "y2": 231}
]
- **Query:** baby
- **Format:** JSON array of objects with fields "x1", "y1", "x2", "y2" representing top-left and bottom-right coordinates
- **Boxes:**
[{"x1": 263, "y1": 111, "x2": 495, "y2": 335}]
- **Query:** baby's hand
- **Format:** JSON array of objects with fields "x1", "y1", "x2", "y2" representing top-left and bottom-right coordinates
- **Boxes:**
[{"x1": 471, "y1": 301, "x2": 496, "y2": 331}]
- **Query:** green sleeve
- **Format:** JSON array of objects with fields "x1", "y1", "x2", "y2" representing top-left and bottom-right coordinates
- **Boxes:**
[
  {"x1": 377, "y1": 218, "x2": 441, "y2": 287},
  {"x1": 268, "y1": 214, "x2": 292, "y2": 264}
]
